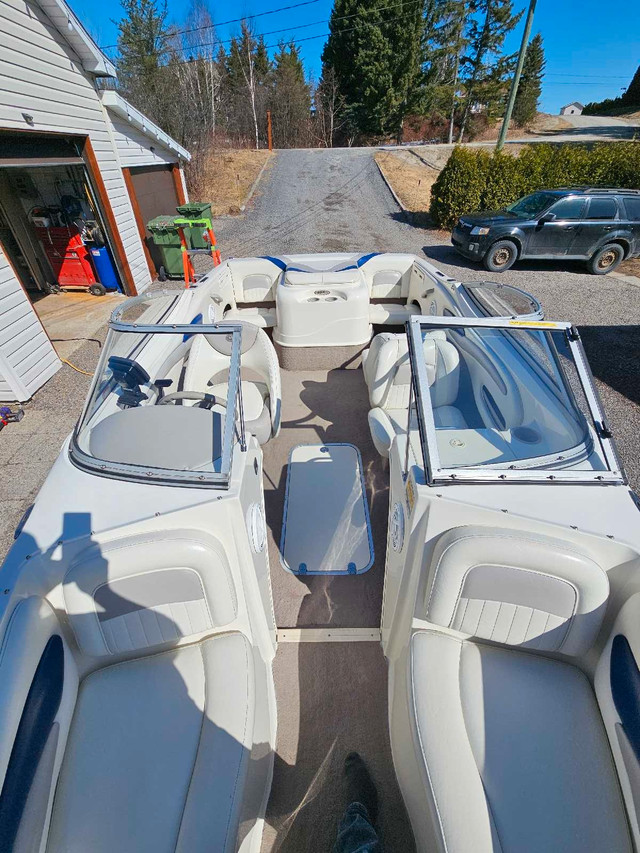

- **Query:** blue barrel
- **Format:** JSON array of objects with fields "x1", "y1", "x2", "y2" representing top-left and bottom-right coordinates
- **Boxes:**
[{"x1": 89, "y1": 246, "x2": 121, "y2": 292}]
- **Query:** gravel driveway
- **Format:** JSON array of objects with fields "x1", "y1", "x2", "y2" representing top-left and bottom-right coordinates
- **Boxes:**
[{"x1": 1, "y1": 147, "x2": 639, "y2": 559}]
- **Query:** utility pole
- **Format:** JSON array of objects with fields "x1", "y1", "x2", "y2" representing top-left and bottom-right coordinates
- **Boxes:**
[
  {"x1": 267, "y1": 110, "x2": 273, "y2": 152},
  {"x1": 496, "y1": 0, "x2": 537, "y2": 152}
]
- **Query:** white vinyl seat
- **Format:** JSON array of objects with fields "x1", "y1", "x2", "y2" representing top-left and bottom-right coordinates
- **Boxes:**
[
  {"x1": 362, "y1": 332, "x2": 465, "y2": 457},
  {"x1": 395, "y1": 526, "x2": 632, "y2": 853},
  {"x1": 184, "y1": 320, "x2": 281, "y2": 444},
  {"x1": 47, "y1": 632, "x2": 254, "y2": 853}
]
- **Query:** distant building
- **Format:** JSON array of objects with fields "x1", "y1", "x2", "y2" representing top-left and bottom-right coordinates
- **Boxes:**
[{"x1": 560, "y1": 102, "x2": 584, "y2": 116}]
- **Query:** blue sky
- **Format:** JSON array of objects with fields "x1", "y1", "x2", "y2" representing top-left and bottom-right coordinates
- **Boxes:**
[{"x1": 72, "y1": 0, "x2": 640, "y2": 115}]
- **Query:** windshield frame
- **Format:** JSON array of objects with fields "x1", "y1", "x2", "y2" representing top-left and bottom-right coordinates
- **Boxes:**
[
  {"x1": 407, "y1": 315, "x2": 625, "y2": 486},
  {"x1": 70, "y1": 293, "x2": 246, "y2": 489}
]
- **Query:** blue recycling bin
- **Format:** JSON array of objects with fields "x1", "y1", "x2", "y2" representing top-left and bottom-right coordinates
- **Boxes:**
[{"x1": 89, "y1": 246, "x2": 121, "y2": 292}]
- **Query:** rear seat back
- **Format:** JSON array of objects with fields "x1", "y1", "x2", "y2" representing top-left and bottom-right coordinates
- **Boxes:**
[
  {"x1": 64, "y1": 534, "x2": 237, "y2": 658},
  {"x1": 425, "y1": 526, "x2": 609, "y2": 656}
]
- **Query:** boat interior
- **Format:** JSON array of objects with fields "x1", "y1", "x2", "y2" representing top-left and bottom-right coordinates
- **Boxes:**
[{"x1": 2, "y1": 252, "x2": 640, "y2": 853}]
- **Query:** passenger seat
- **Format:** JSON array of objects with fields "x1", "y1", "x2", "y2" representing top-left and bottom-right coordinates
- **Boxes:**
[
  {"x1": 392, "y1": 526, "x2": 632, "y2": 853},
  {"x1": 362, "y1": 331, "x2": 465, "y2": 457}
]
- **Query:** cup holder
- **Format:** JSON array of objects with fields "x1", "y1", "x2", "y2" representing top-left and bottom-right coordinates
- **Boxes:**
[
  {"x1": 307, "y1": 297, "x2": 319, "y2": 302},
  {"x1": 512, "y1": 426, "x2": 541, "y2": 444},
  {"x1": 325, "y1": 296, "x2": 338, "y2": 302}
]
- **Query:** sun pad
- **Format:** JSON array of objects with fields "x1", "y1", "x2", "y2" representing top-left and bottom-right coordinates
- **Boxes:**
[{"x1": 280, "y1": 443, "x2": 374, "y2": 575}]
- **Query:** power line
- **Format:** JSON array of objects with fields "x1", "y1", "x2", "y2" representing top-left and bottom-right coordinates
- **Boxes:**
[
  {"x1": 102, "y1": 0, "x2": 423, "y2": 55},
  {"x1": 100, "y1": 0, "x2": 323, "y2": 50},
  {"x1": 108, "y1": 2, "x2": 424, "y2": 66}
]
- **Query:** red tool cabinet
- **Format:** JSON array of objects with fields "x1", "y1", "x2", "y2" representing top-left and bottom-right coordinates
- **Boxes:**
[{"x1": 35, "y1": 226, "x2": 97, "y2": 288}]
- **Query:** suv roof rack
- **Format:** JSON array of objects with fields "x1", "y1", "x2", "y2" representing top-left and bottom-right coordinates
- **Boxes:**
[{"x1": 554, "y1": 187, "x2": 640, "y2": 196}]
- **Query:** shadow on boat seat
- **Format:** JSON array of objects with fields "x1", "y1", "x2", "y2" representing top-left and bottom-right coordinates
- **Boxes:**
[
  {"x1": 392, "y1": 525, "x2": 635, "y2": 853},
  {"x1": 0, "y1": 525, "x2": 267, "y2": 853},
  {"x1": 362, "y1": 331, "x2": 465, "y2": 457},
  {"x1": 184, "y1": 320, "x2": 281, "y2": 445}
]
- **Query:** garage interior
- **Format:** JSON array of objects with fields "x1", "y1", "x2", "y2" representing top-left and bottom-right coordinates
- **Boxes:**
[{"x1": 0, "y1": 134, "x2": 187, "y2": 368}]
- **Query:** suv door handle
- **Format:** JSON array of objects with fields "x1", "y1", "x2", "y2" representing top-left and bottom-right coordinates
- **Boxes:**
[
  {"x1": 603, "y1": 225, "x2": 615, "y2": 230},
  {"x1": 565, "y1": 225, "x2": 577, "y2": 230}
]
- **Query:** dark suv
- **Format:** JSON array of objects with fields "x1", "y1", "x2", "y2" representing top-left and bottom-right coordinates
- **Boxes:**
[{"x1": 451, "y1": 188, "x2": 640, "y2": 274}]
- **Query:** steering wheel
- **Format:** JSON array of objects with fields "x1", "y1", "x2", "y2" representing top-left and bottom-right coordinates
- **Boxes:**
[{"x1": 157, "y1": 391, "x2": 227, "y2": 409}]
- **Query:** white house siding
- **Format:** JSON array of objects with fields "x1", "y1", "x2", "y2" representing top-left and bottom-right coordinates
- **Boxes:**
[
  {"x1": 0, "y1": 255, "x2": 60, "y2": 401},
  {"x1": 0, "y1": 0, "x2": 151, "y2": 296},
  {"x1": 107, "y1": 115, "x2": 178, "y2": 169}
]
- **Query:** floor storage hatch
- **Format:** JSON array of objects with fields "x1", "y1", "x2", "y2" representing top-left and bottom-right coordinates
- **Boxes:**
[{"x1": 280, "y1": 443, "x2": 374, "y2": 575}]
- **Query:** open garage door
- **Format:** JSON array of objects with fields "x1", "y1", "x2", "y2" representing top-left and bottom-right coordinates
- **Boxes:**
[{"x1": 124, "y1": 165, "x2": 184, "y2": 277}]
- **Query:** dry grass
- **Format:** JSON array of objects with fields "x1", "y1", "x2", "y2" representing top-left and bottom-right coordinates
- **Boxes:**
[
  {"x1": 375, "y1": 150, "x2": 440, "y2": 219},
  {"x1": 620, "y1": 257, "x2": 640, "y2": 279},
  {"x1": 201, "y1": 149, "x2": 273, "y2": 216}
]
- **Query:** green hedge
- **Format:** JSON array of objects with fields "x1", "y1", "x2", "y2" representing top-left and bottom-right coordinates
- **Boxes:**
[{"x1": 429, "y1": 141, "x2": 640, "y2": 230}]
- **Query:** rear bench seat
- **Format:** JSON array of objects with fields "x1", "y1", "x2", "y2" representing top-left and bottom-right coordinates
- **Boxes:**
[
  {"x1": 0, "y1": 534, "x2": 256, "y2": 853},
  {"x1": 393, "y1": 526, "x2": 633, "y2": 853}
]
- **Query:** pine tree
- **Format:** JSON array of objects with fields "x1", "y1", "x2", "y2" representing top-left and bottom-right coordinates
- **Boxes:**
[
  {"x1": 322, "y1": 0, "x2": 424, "y2": 141},
  {"x1": 116, "y1": 0, "x2": 170, "y2": 120},
  {"x1": 457, "y1": 0, "x2": 523, "y2": 141},
  {"x1": 621, "y1": 65, "x2": 640, "y2": 107},
  {"x1": 270, "y1": 43, "x2": 311, "y2": 148},
  {"x1": 421, "y1": 0, "x2": 469, "y2": 142},
  {"x1": 512, "y1": 32, "x2": 545, "y2": 127}
]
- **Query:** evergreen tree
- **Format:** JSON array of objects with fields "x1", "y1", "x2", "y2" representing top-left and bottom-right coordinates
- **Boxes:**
[
  {"x1": 421, "y1": 0, "x2": 469, "y2": 142},
  {"x1": 116, "y1": 0, "x2": 170, "y2": 120},
  {"x1": 621, "y1": 65, "x2": 640, "y2": 106},
  {"x1": 270, "y1": 43, "x2": 311, "y2": 148},
  {"x1": 322, "y1": 0, "x2": 424, "y2": 141},
  {"x1": 512, "y1": 32, "x2": 545, "y2": 127},
  {"x1": 457, "y1": 0, "x2": 522, "y2": 141}
]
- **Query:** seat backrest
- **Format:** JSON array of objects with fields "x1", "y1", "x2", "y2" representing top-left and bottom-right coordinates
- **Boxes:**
[
  {"x1": 0, "y1": 597, "x2": 78, "y2": 852},
  {"x1": 364, "y1": 331, "x2": 459, "y2": 411},
  {"x1": 228, "y1": 259, "x2": 278, "y2": 303},
  {"x1": 425, "y1": 526, "x2": 609, "y2": 656},
  {"x1": 63, "y1": 534, "x2": 237, "y2": 658},
  {"x1": 184, "y1": 321, "x2": 282, "y2": 438}
]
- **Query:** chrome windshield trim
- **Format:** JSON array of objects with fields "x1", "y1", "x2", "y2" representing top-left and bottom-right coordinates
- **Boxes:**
[{"x1": 407, "y1": 315, "x2": 626, "y2": 486}]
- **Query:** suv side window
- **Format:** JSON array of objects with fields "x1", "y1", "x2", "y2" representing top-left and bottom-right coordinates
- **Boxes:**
[
  {"x1": 585, "y1": 197, "x2": 618, "y2": 220},
  {"x1": 622, "y1": 197, "x2": 640, "y2": 221},
  {"x1": 548, "y1": 197, "x2": 586, "y2": 219}
]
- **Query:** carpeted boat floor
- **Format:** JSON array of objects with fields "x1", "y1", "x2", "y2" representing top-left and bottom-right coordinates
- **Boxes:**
[
  {"x1": 261, "y1": 643, "x2": 415, "y2": 853},
  {"x1": 262, "y1": 368, "x2": 389, "y2": 630},
  {"x1": 261, "y1": 367, "x2": 415, "y2": 852}
]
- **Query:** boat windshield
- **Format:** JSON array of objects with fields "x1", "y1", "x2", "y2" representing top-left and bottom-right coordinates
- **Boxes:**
[
  {"x1": 507, "y1": 192, "x2": 558, "y2": 218},
  {"x1": 70, "y1": 291, "x2": 245, "y2": 488},
  {"x1": 407, "y1": 316, "x2": 624, "y2": 484},
  {"x1": 460, "y1": 281, "x2": 542, "y2": 319}
]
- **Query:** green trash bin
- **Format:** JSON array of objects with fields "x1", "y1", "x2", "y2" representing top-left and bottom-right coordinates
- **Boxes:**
[
  {"x1": 147, "y1": 215, "x2": 183, "y2": 279},
  {"x1": 176, "y1": 202, "x2": 212, "y2": 249}
]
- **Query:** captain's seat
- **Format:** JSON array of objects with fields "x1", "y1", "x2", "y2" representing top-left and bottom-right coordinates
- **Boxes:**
[
  {"x1": 184, "y1": 321, "x2": 281, "y2": 444},
  {"x1": 393, "y1": 526, "x2": 632, "y2": 853},
  {"x1": 362, "y1": 331, "x2": 465, "y2": 457}
]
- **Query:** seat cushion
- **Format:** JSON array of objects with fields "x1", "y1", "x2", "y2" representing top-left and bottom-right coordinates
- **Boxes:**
[
  {"x1": 409, "y1": 630, "x2": 631, "y2": 853},
  {"x1": 209, "y1": 380, "x2": 266, "y2": 422},
  {"x1": 47, "y1": 632, "x2": 254, "y2": 853}
]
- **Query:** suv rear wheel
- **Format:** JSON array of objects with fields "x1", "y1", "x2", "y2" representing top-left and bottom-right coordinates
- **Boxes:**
[
  {"x1": 587, "y1": 243, "x2": 624, "y2": 275},
  {"x1": 483, "y1": 240, "x2": 518, "y2": 273}
]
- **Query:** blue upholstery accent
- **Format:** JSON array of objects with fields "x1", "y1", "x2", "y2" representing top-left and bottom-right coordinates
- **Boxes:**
[
  {"x1": 611, "y1": 634, "x2": 640, "y2": 762},
  {"x1": 259, "y1": 256, "x2": 287, "y2": 270},
  {"x1": 183, "y1": 313, "x2": 203, "y2": 342},
  {"x1": 335, "y1": 252, "x2": 381, "y2": 272},
  {"x1": 0, "y1": 635, "x2": 64, "y2": 852}
]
